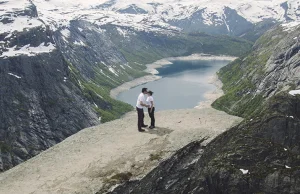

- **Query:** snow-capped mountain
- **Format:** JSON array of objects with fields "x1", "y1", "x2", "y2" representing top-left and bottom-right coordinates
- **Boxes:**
[
  {"x1": 0, "y1": 0, "x2": 299, "y2": 172},
  {"x1": 0, "y1": 0, "x2": 255, "y2": 171},
  {"x1": 1, "y1": 0, "x2": 300, "y2": 58},
  {"x1": 32, "y1": 0, "x2": 300, "y2": 30},
  {"x1": 2, "y1": 0, "x2": 300, "y2": 36}
]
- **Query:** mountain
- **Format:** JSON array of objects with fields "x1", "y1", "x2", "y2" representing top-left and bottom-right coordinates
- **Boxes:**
[
  {"x1": 1, "y1": 0, "x2": 300, "y2": 191},
  {"x1": 2, "y1": 0, "x2": 300, "y2": 38},
  {"x1": 0, "y1": 0, "x2": 299, "y2": 172},
  {"x1": 109, "y1": 23, "x2": 300, "y2": 194},
  {"x1": 0, "y1": 0, "x2": 253, "y2": 171},
  {"x1": 30, "y1": 0, "x2": 300, "y2": 35},
  {"x1": 213, "y1": 22, "x2": 300, "y2": 117}
]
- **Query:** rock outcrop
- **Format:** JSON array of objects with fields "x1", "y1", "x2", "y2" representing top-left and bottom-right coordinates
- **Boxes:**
[
  {"x1": 213, "y1": 23, "x2": 300, "y2": 117},
  {"x1": 110, "y1": 93, "x2": 300, "y2": 194}
]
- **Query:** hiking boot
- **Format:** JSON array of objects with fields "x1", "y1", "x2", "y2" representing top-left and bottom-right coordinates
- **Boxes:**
[
  {"x1": 149, "y1": 126, "x2": 155, "y2": 129},
  {"x1": 138, "y1": 129, "x2": 145, "y2": 132}
]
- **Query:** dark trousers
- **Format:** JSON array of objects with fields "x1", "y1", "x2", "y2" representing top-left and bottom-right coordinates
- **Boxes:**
[
  {"x1": 148, "y1": 107, "x2": 155, "y2": 127},
  {"x1": 136, "y1": 107, "x2": 145, "y2": 130}
]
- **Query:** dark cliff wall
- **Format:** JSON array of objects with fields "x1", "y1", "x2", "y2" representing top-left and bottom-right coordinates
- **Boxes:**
[{"x1": 0, "y1": 49, "x2": 101, "y2": 170}]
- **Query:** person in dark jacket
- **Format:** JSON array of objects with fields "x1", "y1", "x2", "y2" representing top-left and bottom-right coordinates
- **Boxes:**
[{"x1": 146, "y1": 91, "x2": 155, "y2": 129}]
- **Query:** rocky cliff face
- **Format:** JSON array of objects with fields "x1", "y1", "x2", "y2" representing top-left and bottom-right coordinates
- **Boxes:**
[
  {"x1": 0, "y1": 1, "x2": 253, "y2": 171},
  {"x1": 213, "y1": 23, "x2": 300, "y2": 117},
  {"x1": 0, "y1": 3, "x2": 101, "y2": 170}
]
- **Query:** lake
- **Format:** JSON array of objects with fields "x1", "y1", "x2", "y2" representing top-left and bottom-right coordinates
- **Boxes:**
[{"x1": 117, "y1": 60, "x2": 230, "y2": 110}]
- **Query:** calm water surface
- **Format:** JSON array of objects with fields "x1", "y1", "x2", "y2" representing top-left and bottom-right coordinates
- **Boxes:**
[{"x1": 117, "y1": 60, "x2": 230, "y2": 110}]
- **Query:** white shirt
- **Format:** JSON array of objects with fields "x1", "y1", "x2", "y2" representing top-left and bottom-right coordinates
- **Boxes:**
[
  {"x1": 146, "y1": 96, "x2": 154, "y2": 108},
  {"x1": 136, "y1": 93, "x2": 146, "y2": 109}
]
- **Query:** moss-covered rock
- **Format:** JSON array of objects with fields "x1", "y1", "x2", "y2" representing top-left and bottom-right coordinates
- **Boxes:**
[{"x1": 213, "y1": 24, "x2": 300, "y2": 117}]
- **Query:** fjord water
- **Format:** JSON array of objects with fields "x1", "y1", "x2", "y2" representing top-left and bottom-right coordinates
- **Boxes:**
[{"x1": 117, "y1": 60, "x2": 230, "y2": 110}]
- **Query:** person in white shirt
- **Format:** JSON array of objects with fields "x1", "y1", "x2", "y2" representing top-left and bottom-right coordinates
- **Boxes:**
[
  {"x1": 136, "y1": 88, "x2": 149, "y2": 132},
  {"x1": 146, "y1": 91, "x2": 155, "y2": 129}
]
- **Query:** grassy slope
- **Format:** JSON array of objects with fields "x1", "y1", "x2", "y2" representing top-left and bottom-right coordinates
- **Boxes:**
[
  {"x1": 116, "y1": 31, "x2": 253, "y2": 65},
  {"x1": 212, "y1": 26, "x2": 286, "y2": 117}
]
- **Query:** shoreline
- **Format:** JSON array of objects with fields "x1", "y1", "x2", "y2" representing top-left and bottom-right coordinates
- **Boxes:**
[
  {"x1": 194, "y1": 74, "x2": 224, "y2": 109},
  {"x1": 0, "y1": 54, "x2": 241, "y2": 194},
  {"x1": 110, "y1": 53, "x2": 236, "y2": 104}
]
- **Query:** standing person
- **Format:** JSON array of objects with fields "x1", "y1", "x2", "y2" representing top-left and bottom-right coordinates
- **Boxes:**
[
  {"x1": 147, "y1": 91, "x2": 155, "y2": 129},
  {"x1": 136, "y1": 88, "x2": 149, "y2": 132}
]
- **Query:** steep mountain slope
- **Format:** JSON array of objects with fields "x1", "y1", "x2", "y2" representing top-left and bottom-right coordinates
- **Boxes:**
[
  {"x1": 0, "y1": 2, "x2": 132, "y2": 170},
  {"x1": 213, "y1": 23, "x2": 300, "y2": 117},
  {"x1": 0, "y1": 1, "x2": 253, "y2": 171},
  {"x1": 110, "y1": 22, "x2": 300, "y2": 194}
]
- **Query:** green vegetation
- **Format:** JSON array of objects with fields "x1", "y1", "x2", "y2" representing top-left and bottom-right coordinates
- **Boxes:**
[
  {"x1": 212, "y1": 27, "x2": 287, "y2": 118},
  {"x1": 241, "y1": 20, "x2": 278, "y2": 42},
  {"x1": 110, "y1": 172, "x2": 133, "y2": 182},
  {"x1": 0, "y1": 142, "x2": 11, "y2": 153},
  {"x1": 100, "y1": 24, "x2": 254, "y2": 65},
  {"x1": 68, "y1": 62, "x2": 134, "y2": 123},
  {"x1": 67, "y1": 26, "x2": 254, "y2": 122},
  {"x1": 149, "y1": 152, "x2": 163, "y2": 161},
  {"x1": 98, "y1": 171, "x2": 133, "y2": 194}
]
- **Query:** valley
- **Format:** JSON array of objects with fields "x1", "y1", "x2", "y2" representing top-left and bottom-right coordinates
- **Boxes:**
[
  {"x1": 0, "y1": 0, "x2": 252, "y2": 171},
  {"x1": 116, "y1": 56, "x2": 233, "y2": 110},
  {"x1": 0, "y1": 0, "x2": 300, "y2": 193}
]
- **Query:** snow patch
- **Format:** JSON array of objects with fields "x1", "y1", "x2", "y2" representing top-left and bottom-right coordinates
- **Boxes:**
[
  {"x1": 1, "y1": 43, "x2": 56, "y2": 58},
  {"x1": 289, "y1": 90, "x2": 300, "y2": 96},
  {"x1": 0, "y1": 17, "x2": 45, "y2": 34},
  {"x1": 117, "y1": 27, "x2": 129, "y2": 38},
  {"x1": 109, "y1": 67, "x2": 118, "y2": 76},
  {"x1": 120, "y1": 65, "x2": 126, "y2": 69},
  {"x1": 96, "y1": 93, "x2": 103, "y2": 99},
  {"x1": 8, "y1": 73, "x2": 21, "y2": 79},
  {"x1": 61, "y1": 29, "x2": 71, "y2": 38},
  {"x1": 78, "y1": 80, "x2": 83, "y2": 88},
  {"x1": 285, "y1": 165, "x2": 291, "y2": 169},
  {"x1": 282, "y1": 21, "x2": 300, "y2": 32},
  {"x1": 239, "y1": 169, "x2": 249, "y2": 175},
  {"x1": 74, "y1": 40, "x2": 85, "y2": 46},
  {"x1": 101, "y1": 61, "x2": 107, "y2": 66}
]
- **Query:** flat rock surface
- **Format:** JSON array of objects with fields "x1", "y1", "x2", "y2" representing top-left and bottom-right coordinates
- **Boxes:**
[{"x1": 0, "y1": 107, "x2": 241, "y2": 194}]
